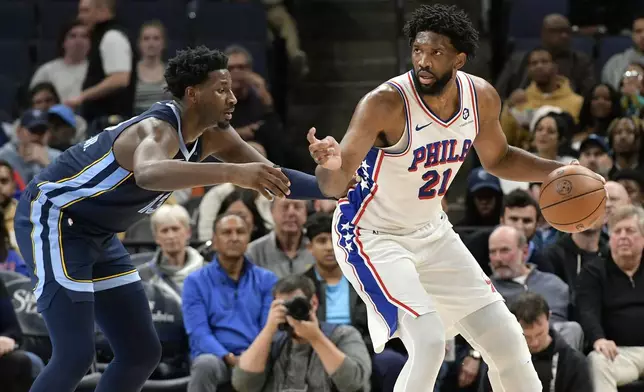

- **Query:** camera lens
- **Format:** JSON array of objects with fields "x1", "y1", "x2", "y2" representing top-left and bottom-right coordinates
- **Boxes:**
[{"x1": 284, "y1": 296, "x2": 311, "y2": 321}]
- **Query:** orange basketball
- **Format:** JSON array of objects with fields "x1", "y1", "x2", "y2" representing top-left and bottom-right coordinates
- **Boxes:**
[{"x1": 538, "y1": 165, "x2": 607, "y2": 233}]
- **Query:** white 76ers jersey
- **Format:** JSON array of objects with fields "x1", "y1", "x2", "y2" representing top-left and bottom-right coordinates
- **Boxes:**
[{"x1": 338, "y1": 70, "x2": 480, "y2": 234}]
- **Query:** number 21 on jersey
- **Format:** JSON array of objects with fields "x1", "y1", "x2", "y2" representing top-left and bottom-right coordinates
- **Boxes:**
[{"x1": 419, "y1": 168, "x2": 452, "y2": 199}]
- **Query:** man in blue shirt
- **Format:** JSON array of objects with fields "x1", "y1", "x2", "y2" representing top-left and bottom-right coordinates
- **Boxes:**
[{"x1": 182, "y1": 212, "x2": 278, "y2": 392}]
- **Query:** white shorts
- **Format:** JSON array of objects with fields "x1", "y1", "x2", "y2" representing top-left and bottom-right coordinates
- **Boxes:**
[{"x1": 332, "y1": 209, "x2": 503, "y2": 353}]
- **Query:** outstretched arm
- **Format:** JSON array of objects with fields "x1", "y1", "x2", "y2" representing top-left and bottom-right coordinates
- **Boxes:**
[{"x1": 472, "y1": 77, "x2": 566, "y2": 183}]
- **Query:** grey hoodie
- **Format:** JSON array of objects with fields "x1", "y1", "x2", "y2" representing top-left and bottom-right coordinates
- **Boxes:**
[
  {"x1": 137, "y1": 246, "x2": 205, "y2": 301},
  {"x1": 491, "y1": 264, "x2": 570, "y2": 323},
  {"x1": 602, "y1": 47, "x2": 644, "y2": 89}
]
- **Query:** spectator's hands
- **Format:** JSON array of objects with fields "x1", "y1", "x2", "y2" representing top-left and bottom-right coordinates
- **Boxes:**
[
  {"x1": 286, "y1": 311, "x2": 323, "y2": 343},
  {"x1": 234, "y1": 163, "x2": 291, "y2": 200},
  {"x1": 307, "y1": 128, "x2": 341, "y2": 170},
  {"x1": 265, "y1": 299, "x2": 288, "y2": 334},
  {"x1": 236, "y1": 121, "x2": 264, "y2": 140},
  {"x1": 0, "y1": 336, "x2": 16, "y2": 356},
  {"x1": 507, "y1": 89, "x2": 527, "y2": 107},
  {"x1": 458, "y1": 356, "x2": 481, "y2": 387},
  {"x1": 19, "y1": 143, "x2": 50, "y2": 166},
  {"x1": 63, "y1": 95, "x2": 84, "y2": 109},
  {"x1": 594, "y1": 338, "x2": 618, "y2": 360},
  {"x1": 223, "y1": 353, "x2": 239, "y2": 368}
]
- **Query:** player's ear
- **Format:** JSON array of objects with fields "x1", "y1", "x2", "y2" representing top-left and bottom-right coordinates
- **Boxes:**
[
  {"x1": 454, "y1": 52, "x2": 467, "y2": 70},
  {"x1": 185, "y1": 86, "x2": 198, "y2": 104}
]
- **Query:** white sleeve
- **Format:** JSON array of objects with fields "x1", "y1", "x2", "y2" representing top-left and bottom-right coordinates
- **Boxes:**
[{"x1": 99, "y1": 30, "x2": 132, "y2": 74}]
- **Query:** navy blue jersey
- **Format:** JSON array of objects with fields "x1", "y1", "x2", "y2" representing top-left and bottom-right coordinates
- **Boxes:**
[{"x1": 27, "y1": 101, "x2": 202, "y2": 233}]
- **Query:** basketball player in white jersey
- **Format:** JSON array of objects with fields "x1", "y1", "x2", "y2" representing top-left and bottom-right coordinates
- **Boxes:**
[{"x1": 305, "y1": 4, "x2": 603, "y2": 392}]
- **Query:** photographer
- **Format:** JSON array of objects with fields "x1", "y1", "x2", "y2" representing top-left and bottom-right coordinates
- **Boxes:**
[{"x1": 232, "y1": 275, "x2": 371, "y2": 392}]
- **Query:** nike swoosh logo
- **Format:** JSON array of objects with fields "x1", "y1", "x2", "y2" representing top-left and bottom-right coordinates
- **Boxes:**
[{"x1": 415, "y1": 122, "x2": 432, "y2": 131}]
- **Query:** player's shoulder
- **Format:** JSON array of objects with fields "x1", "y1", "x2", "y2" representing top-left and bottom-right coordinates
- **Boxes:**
[
  {"x1": 358, "y1": 82, "x2": 405, "y2": 112},
  {"x1": 460, "y1": 72, "x2": 502, "y2": 114}
]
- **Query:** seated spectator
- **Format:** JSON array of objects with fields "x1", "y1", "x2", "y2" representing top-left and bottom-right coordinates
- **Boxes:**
[
  {"x1": 247, "y1": 198, "x2": 315, "y2": 277},
  {"x1": 0, "y1": 210, "x2": 27, "y2": 277},
  {"x1": 0, "y1": 161, "x2": 18, "y2": 248},
  {"x1": 578, "y1": 134, "x2": 613, "y2": 178},
  {"x1": 138, "y1": 205, "x2": 205, "y2": 299},
  {"x1": 488, "y1": 226, "x2": 572, "y2": 326},
  {"x1": 504, "y1": 292, "x2": 592, "y2": 392},
  {"x1": 312, "y1": 199, "x2": 337, "y2": 214},
  {"x1": 28, "y1": 82, "x2": 60, "y2": 113},
  {"x1": 225, "y1": 44, "x2": 285, "y2": 165},
  {"x1": 618, "y1": 65, "x2": 644, "y2": 117},
  {"x1": 47, "y1": 105, "x2": 81, "y2": 151},
  {"x1": 577, "y1": 205, "x2": 644, "y2": 391},
  {"x1": 458, "y1": 167, "x2": 503, "y2": 227},
  {"x1": 500, "y1": 48, "x2": 583, "y2": 150},
  {"x1": 134, "y1": 21, "x2": 171, "y2": 115},
  {"x1": 496, "y1": 14, "x2": 595, "y2": 99},
  {"x1": 605, "y1": 181, "x2": 632, "y2": 219},
  {"x1": 30, "y1": 20, "x2": 89, "y2": 102},
  {"x1": 217, "y1": 189, "x2": 269, "y2": 243},
  {"x1": 607, "y1": 116, "x2": 642, "y2": 177},
  {"x1": 574, "y1": 83, "x2": 621, "y2": 147},
  {"x1": 602, "y1": 14, "x2": 644, "y2": 89},
  {"x1": 232, "y1": 275, "x2": 371, "y2": 392},
  {"x1": 613, "y1": 168, "x2": 644, "y2": 206},
  {"x1": 302, "y1": 213, "x2": 407, "y2": 392},
  {"x1": 529, "y1": 112, "x2": 576, "y2": 163},
  {"x1": 182, "y1": 213, "x2": 278, "y2": 392},
  {"x1": 0, "y1": 110, "x2": 62, "y2": 185}
]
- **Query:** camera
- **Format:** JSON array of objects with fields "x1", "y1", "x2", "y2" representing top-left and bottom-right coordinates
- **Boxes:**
[{"x1": 279, "y1": 296, "x2": 311, "y2": 331}]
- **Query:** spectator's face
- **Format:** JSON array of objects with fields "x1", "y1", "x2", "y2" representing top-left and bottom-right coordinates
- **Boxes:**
[
  {"x1": 541, "y1": 16, "x2": 571, "y2": 53},
  {"x1": 489, "y1": 230, "x2": 527, "y2": 279},
  {"x1": 17, "y1": 126, "x2": 49, "y2": 146},
  {"x1": 472, "y1": 188, "x2": 497, "y2": 218},
  {"x1": 308, "y1": 233, "x2": 336, "y2": 269},
  {"x1": 227, "y1": 52, "x2": 251, "y2": 93},
  {"x1": 579, "y1": 145, "x2": 608, "y2": 174},
  {"x1": 533, "y1": 116, "x2": 559, "y2": 154},
  {"x1": 528, "y1": 184, "x2": 541, "y2": 203},
  {"x1": 410, "y1": 31, "x2": 465, "y2": 96},
  {"x1": 632, "y1": 18, "x2": 644, "y2": 52},
  {"x1": 605, "y1": 182, "x2": 631, "y2": 221},
  {"x1": 609, "y1": 216, "x2": 644, "y2": 261},
  {"x1": 0, "y1": 166, "x2": 15, "y2": 208},
  {"x1": 590, "y1": 85, "x2": 613, "y2": 119},
  {"x1": 64, "y1": 25, "x2": 90, "y2": 60},
  {"x1": 501, "y1": 206, "x2": 538, "y2": 241},
  {"x1": 313, "y1": 199, "x2": 336, "y2": 214},
  {"x1": 527, "y1": 50, "x2": 555, "y2": 85},
  {"x1": 519, "y1": 314, "x2": 551, "y2": 354},
  {"x1": 154, "y1": 219, "x2": 190, "y2": 256},
  {"x1": 31, "y1": 90, "x2": 57, "y2": 111},
  {"x1": 272, "y1": 199, "x2": 307, "y2": 235},
  {"x1": 213, "y1": 215, "x2": 250, "y2": 259},
  {"x1": 611, "y1": 119, "x2": 639, "y2": 154},
  {"x1": 617, "y1": 179, "x2": 642, "y2": 206},
  {"x1": 194, "y1": 70, "x2": 237, "y2": 128},
  {"x1": 139, "y1": 26, "x2": 165, "y2": 59},
  {"x1": 78, "y1": 0, "x2": 99, "y2": 28},
  {"x1": 224, "y1": 200, "x2": 255, "y2": 233}
]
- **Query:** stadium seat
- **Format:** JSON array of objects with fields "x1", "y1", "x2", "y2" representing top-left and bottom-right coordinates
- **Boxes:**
[
  {"x1": 38, "y1": 1, "x2": 78, "y2": 39},
  {"x1": 0, "y1": 2, "x2": 34, "y2": 40},
  {"x1": 193, "y1": 38, "x2": 268, "y2": 77},
  {"x1": 508, "y1": 0, "x2": 568, "y2": 38},
  {"x1": 0, "y1": 74, "x2": 19, "y2": 117},
  {"x1": 195, "y1": 2, "x2": 267, "y2": 42},
  {"x1": 0, "y1": 41, "x2": 32, "y2": 80},
  {"x1": 597, "y1": 35, "x2": 633, "y2": 71},
  {"x1": 119, "y1": 1, "x2": 189, "y2": 44},
  {"x1": 0, "y1": 269, "x2": 28, "y2": 284},
  {"x1": 510, "y1": 36, "x2": 595, "y2": 56},
  {"x1": 36, "y1": 40, "x2": 59, "y2": 66}
]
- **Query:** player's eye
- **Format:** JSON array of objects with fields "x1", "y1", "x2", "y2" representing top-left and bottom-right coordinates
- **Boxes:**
[{"x1": 433, "y1": 50, "x2": 442, "y2": 56}]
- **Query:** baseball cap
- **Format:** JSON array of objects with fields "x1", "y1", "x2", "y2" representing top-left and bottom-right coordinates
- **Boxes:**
[
  {"x1": 579, "y1": 134, "x2": 609, "y2": 154},
  {"x1": 48, "y1": 104, "x2": 76, "y2": 128},
  {"x1": 467, "y1": 167, "x2": 501, "y2": 193},
  {"x1": 19, "y1": 109, "x2": 49, "y2": 133}
]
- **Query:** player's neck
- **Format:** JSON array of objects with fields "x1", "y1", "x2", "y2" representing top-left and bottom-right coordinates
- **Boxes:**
[
  {"x1": 163, "y1": 250, "x2": 186, "y2": 268},
  {"x1": 571, "y1": 231, "x2": 600, "y2": 252},
  {"x1": 218, "y1": 256, "x2": 244, "y2": 281},
  {"x1": 420, "y1": 79, "x2": 458, "y2": 113},
  {"x1": 173, "y1": 100, "x2": 203, "y2": 143},
  {"x1": 315, "y1": 264, "x2": 343, "y2": 284}
]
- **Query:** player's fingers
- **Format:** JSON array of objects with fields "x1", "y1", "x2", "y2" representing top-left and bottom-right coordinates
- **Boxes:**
[
  {"x1": 267, "y1": 165, "x2": 291, "y2": 187},
  {"x1": 257, "y1": 186, "x2": 274, "y2": 201},
  {"x1": 306, "y1": 127, "x2": 319, "y2": 144},
  {"x1": 262, "y1": 175, "x2": 290, "y2": 198},
  {"x1": 570, "y1": 159, "x2": 580, "y2": 165},
  {"x1": 308, "y1": 141, "x2": 332, "y2": 154}
]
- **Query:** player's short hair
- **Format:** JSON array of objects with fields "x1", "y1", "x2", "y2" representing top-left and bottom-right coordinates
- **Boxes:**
[
  {"x1": 304, "y1": 212, "x2": 332, "y2": 241},
  {"x1": 150, "y1": 204, "x2": 190, "y2": 233},
  {"x1": 608, "y1": 205, "x2": 644, "y2": 235},
  {"x1": 403, "y1": 4, "x2": 479, "y2": 59},
  {"x1": 509, "y1": 292, "x2": 550, "y2": 324},
  {"x1": 502, "y1": 189, "x2": 540, "y2": 217},
  {"x1": 165, "y1": 46, "x2": 228, "y2": 99},
  {"x1": 272, "y1": 275, "x2": 317, "y2": 300}
]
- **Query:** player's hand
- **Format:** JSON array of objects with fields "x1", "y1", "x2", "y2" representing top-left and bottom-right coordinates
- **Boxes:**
[
  {"x1": 569, "y1": 160, "x2": 606, "y2": 184},
  {"x1": 307, "y1": 128, "x2": 342, "y2": 170},
  {"x1": 594, "y1": 338, "x2": 618, "y2": 361},
  {"x1": 458, "y1": 356, "x2": 481, "y2": 387},
  {"x1": 265, "y1": 299, "x2": 288, "y2": 334},
  {"x1": 286, "y1": 311, "x2": 323, "y2": 343},
  {"x1": 234, "y1": 163, "x2": 291, "y2": 200},
  {"x1": 0, "y1": 336, "x2": 16, "y2": 356}
]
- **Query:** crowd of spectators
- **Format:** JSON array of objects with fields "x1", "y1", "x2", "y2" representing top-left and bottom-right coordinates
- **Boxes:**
[{"x1": 1, "y1": 2, "x2": 644, "y2": 392}]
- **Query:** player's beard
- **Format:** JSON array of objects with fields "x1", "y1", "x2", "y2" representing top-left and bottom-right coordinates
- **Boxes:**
[{"x1": 412, "y1": 68, "x2": 452, "y2": 96}]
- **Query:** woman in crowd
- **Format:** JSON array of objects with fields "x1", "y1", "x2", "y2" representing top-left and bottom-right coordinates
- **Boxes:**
[
  {"x1": 134, "y1": 20, "x2": 171, "y2": 115},
  {"x1": 607, "y1": 116, "x2": 642, "y2": 176},
  {"x1": 217, "y1": 188, "x2": 269, "y2": 242},
  {"x1": 530, "y1": 111, "x2": 576, "y2": 163},
  {"x1": 575, "y1": 83, "x2": 622, "y2": 148}
]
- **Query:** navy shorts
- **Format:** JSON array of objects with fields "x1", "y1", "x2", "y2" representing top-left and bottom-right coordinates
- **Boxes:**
[{"x1": 14, "y1": 188, "x2": 141, "y2": 312}]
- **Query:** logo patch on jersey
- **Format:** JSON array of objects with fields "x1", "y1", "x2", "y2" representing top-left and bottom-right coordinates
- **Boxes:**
[
  {"x1": 463, "y1": 108, "x2": 470, "y2": 120},
  {"x1": 83, "y1": 135, "x2": 99, "y2": 151},
  {"x1": 415, "y1": 122, "x2": 432, "y2": 132}
]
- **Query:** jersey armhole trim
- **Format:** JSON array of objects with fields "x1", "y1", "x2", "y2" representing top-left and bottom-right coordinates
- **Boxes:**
[
  {"x1": 464, "y1": 74, "x2": 480, "y2": 136},
  {"x1": 380, "y1": 81, "x2": 412, "y2": 157}
]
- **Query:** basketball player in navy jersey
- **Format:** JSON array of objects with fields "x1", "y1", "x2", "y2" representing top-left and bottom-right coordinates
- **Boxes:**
[
  {"x1": 14, "y1": 46, "x2": 326, "y2": 392},
  {"x1": 306, "y1": 5, "x2": 604, "y2": 392}
]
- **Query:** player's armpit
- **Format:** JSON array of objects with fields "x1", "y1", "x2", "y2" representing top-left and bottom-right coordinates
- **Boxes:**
[
  {"x1": 471, "y1": 76, "x2": 563, "y2": 183},
  {"x1": 315, "y1": 84, "x2": 403, "y2": 198}
]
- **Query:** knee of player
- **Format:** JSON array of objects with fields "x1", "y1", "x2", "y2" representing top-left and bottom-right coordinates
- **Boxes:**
[{"x1": 65, "y1": 342, "x2": 97, "y2": 371}]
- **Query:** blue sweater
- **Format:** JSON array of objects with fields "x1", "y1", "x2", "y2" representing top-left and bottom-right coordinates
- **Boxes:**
[
  {"x1": 0, "y1": 250, "x2": 29, "y2": 277},
  {"x1": 182, "y1": 257, "x2": 278, "y2": 359}
]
